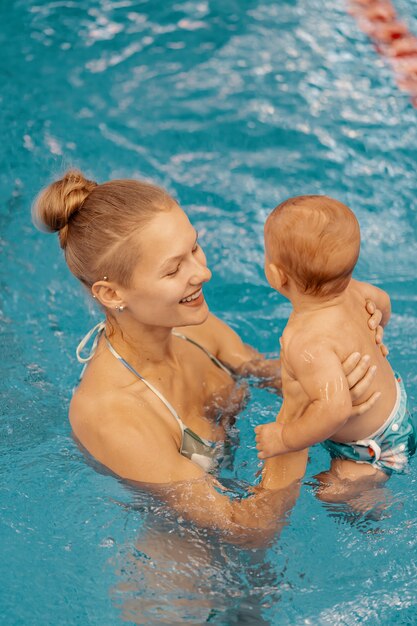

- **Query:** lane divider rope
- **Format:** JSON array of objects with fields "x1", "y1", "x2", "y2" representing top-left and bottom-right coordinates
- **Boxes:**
[{"x1": 349, "y1": 0, "x2": 417, "y2": 107}]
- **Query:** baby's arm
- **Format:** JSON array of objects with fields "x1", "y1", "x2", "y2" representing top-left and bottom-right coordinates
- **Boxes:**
[{"x1": 255, "y1": 342, "x2": 352, "y2": 459}]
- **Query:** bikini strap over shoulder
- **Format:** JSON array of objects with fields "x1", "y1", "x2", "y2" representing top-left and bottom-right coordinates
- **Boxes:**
[
  {"x1": 76, "y1": 321, "x2": 106, "y2": 363},
  {"x1": 104, "y1": 335, "x2": 184, "y2": 429},
  {"x1": 172, "y1": 330, "x2": 233, "y2": 376},
  {"x1": 75, "y1": 321, "x2": 184, "y2": 429}
]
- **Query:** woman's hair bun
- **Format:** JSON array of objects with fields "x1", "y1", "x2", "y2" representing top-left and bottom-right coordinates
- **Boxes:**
[{"x1": 32, "y1": 169, "x2": 97, "y2": 241}]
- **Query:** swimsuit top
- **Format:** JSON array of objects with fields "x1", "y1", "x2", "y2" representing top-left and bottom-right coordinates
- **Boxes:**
[{"x1": 76, "y1": 322, "x2": 234, "y2": 473}]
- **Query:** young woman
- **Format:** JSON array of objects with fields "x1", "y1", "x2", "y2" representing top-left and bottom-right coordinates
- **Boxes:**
[{"x1": 33, "y1": 170, "x2": 385, "y2": 543}]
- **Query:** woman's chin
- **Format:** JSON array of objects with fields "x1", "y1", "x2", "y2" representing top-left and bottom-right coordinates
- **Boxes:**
[{"x1": 177, "y1": 299, "x2": 209, "y2": 326}]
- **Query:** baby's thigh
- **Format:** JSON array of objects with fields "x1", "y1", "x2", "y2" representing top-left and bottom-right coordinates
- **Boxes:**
[
  {"x1": 315, "y1": 458, "x2": 393, "y2": 515},
  {"x1": 330, "y1": 458, "x2": 388, "y2": 484},
  {"x1": 314, "y1": 458, "x2": 388, "y2": 504}
]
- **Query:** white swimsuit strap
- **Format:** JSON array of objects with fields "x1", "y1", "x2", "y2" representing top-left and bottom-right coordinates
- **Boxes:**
[
  {"x1": 76, "y1": 321, "x2": 106, "y2": 363},
  {"x1": 75, "y1": 321, "x2": 184, "y2": 431},
  {"x1": 104, "y1": 336, "x2": 184, "y2": 430},
  {"x1": 76, "y1": 324, "x2": 228, "y2": 433}
]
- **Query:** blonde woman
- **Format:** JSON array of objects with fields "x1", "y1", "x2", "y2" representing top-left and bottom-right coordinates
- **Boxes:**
[{"x1": 33, "y1": 170, "x2": 385, "y2": 543}]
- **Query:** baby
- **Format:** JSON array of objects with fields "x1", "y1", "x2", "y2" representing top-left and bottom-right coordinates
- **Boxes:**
[{"x1": 255, "y1": 195, "x2": 415, "y2": 488}]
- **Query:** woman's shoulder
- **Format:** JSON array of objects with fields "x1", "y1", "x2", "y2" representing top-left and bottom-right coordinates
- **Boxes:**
[
  {"x1": 177, "y1": 312, "x2": 245, "y2": 356},
  {"x1": 69, "y1": 384, "x2": 182, "y2": 481},
  {"x1": 177, "y1": 312, "x2": 259, "y2": 371},
  {"x1": 70, "y1": 371, "x2": 179, "y2": 439},
  {"x1": 70, "y1": 383, "x2": 138, "y2": 443}
]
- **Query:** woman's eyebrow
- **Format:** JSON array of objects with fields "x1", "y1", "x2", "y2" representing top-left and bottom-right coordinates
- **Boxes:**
[{"x1": 160, "y1": 229, "x2": 198, "y2": 270}]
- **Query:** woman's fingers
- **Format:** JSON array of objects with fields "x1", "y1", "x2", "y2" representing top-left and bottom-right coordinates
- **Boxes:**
[
  {"x1": 343, "y1": 352, "x2": 373, "y2": 389},
  {"x1": 350, "y1": 364, "x2": 378, "y2": 401},
  {"x1": 366, "y1": 299, "x2": 383, "y2": 330},
  {"x1": 342, "y1": 351, "x2": 361, "y2": 377},
  {"x1": 375, "y1": 324, "x2": 389, "y2": 356},
  {"x1": 365, "y1": 299, "x2": 375, "y2": 315},
  {"x1": 351, "y1": 391, "x2": 381, "y2": 417},
  {"x1": 373, "y1": 323, "x2": 389, "y2": 356},
  {"x1": 380, "y1": 343, "x2": 389, "y2": 357},
  {"x1": 342, "y1": 352, "x2": 371, "y2": 381},
  {"x1": 343, "y1": 298, "x2": 385, "y2": 413},
  {"x1": 366, "y1": 301, "x2": 388, "y2": 354}
]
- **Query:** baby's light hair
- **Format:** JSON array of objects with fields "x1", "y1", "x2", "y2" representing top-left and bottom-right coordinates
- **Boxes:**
[{"x1": 265, "y1": 195, "x2": 360, "y2": 297}]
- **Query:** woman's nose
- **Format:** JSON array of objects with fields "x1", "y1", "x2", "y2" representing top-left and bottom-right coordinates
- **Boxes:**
[{"x1": 190, "y1": 259, "x2": 212, "y2": 284}]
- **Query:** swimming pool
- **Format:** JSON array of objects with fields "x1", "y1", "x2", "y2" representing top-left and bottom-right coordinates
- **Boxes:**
[{"x1": 2, "y1": 0, "x2": 417, "y2": 623}]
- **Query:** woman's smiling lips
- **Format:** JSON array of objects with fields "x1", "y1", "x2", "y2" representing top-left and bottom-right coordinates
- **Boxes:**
[{"x1": 179, "y1": 287, "x2": 204, "y2": 306}]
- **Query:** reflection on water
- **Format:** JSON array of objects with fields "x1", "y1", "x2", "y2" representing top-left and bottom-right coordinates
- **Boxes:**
[
  {"x1": 2, "y1": 0, "x2": 417, "y2": 623},
  {"x1": 110, "y1": 510, "x2": 280, "y2": 624}
]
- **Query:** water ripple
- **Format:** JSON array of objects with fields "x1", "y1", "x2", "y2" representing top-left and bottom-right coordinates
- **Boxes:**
[{"x1": 1, "y1": 0, "x2": 417, "y2": 624}]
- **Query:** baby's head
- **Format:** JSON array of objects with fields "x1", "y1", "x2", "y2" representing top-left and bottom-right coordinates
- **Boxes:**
[{"x1": 264, "y1": 195, "x2": 360, "y2": 298}]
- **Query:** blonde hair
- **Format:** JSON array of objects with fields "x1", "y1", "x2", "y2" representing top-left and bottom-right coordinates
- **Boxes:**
[
  {"x1": 265, "y1": 195, "x2": 360, "y2": 297},
  {"x1": 33, "y1": 169, "x2": 172, "y2": 287}
]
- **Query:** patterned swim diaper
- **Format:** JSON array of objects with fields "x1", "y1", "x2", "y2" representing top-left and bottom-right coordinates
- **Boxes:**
[{"x1": 322, "y1": 374, "x2": 416, "y2": 475}]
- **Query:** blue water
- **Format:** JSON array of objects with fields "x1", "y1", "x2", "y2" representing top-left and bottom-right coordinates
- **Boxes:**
[{"x1": 1, "y1": 0, "x2": 417, "y2": 624}]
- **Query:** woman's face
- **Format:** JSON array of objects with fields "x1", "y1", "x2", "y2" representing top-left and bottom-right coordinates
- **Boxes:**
[{"x1": 119, "y1": 203, "x2": 212, "y2": 328}]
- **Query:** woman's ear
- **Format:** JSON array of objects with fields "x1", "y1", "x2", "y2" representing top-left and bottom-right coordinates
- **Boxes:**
[{"x1": 91, "y1": 281, "x2": 125, "y2": 311}]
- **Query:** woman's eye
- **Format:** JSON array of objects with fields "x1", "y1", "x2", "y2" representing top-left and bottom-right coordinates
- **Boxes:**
[
  {"x1": 192, "y1": 243, "x2": 199, "y2": 253},
  {"x1": 166, "y1": 265, "x2": 180, "y2": 277}
]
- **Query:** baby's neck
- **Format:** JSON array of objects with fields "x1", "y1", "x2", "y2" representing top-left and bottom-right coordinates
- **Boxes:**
[{"x1": 289, "y1": 289, "x2": 348, "y2": 316}]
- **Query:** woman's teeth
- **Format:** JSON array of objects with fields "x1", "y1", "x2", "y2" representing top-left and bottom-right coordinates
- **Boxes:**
[{"x1": 180, "y1": 288, "x2": 202, "y2": 303}]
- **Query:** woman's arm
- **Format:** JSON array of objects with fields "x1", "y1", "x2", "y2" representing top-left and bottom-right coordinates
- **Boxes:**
[
  {"x1": 182, "y1": 310, "x2": 383, "y2": 407},
  {"x1": 180, "y1": 313, "x2": 280, "y2": 382},
  {"x1": 72, "y1": 393, "x2": 301, "y2": 546},
  {"x1": 156, "y1": 468, "x2": 302, "y2": 547}
]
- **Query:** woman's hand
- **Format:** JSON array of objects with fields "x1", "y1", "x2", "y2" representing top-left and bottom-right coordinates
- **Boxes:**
[
  {"x1": 342, "y1": 352, "x2": 381, "y2": 417},
  {"x1": 343, "y1": 297, "x2": 389, "y2": 417},
  {"x1": 365, "y1": 299, "x2": 389, "y2": 357}
]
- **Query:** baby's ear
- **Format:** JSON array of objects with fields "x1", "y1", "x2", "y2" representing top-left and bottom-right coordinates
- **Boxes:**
[
  {"x1": 267, "y1": 262, "x2": 288, "y2": 289},
  {"x1": 277, "y1": 266, "x2": 288, "y2": 287}
]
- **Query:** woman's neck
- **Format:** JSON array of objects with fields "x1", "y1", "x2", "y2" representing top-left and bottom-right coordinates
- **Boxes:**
[{"x1": 104, "y1": 314, "x2": 177, "y2": 368}]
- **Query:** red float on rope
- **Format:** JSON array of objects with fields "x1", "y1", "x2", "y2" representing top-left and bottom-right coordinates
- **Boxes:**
[{"x1": 349, "y1": 0, "x2": 417, "y2": 106}]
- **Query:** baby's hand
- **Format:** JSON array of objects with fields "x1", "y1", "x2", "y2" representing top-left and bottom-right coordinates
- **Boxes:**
[{"x1": 255, "y1": 422, "x2": 288, "y2": 459}]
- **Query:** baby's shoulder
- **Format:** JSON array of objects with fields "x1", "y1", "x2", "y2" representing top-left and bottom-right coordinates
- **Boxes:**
[{"x1": 282, "y1": 317, "x2": 334, "y2": 357}]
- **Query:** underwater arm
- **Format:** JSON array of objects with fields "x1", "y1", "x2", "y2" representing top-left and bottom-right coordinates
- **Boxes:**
[
  {"x1": 159, "y1": 470, "x2": 301, "y2": 546},
  {"x1": 82, "y1": 395, "x2": 301, "y2": 545}
]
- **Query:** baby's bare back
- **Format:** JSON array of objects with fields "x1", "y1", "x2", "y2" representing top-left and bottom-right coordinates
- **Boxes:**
[{"x1": 280, "y1": 285, "x2": 397, "y2": 443}]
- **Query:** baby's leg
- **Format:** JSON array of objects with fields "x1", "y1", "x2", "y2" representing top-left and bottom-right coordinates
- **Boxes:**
[{"x1": 315, "y1": 458, "x2": 388, "y2": 505}]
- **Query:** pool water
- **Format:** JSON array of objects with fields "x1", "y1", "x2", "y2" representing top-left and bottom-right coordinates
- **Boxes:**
[{"x1": 1, "y1": 0, "x2": 417, "y2": 624}]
